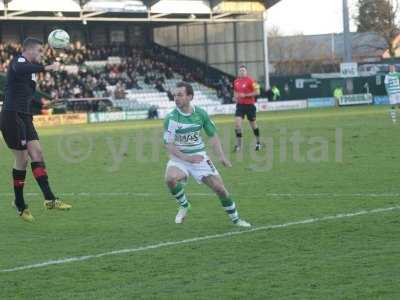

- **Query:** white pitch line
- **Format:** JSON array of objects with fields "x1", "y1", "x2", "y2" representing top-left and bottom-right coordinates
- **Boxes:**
[
  {"x1": 1, "y1": 205, "x2": 399, "y2": 273},
  {"x1": 0, "y1": 192, "x2": 399, "y2": 198}
]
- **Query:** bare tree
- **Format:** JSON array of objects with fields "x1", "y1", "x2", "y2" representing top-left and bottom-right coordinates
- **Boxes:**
[
  {"x1": 355, "y1": 0, "x2": 400, "y2": 58},
  {"x1": 268, "y1": 27, "x2": 339, "y2": 75}
]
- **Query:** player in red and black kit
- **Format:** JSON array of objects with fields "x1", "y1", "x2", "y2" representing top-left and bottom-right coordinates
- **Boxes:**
[
  {"x1": 0, "y1": 37, "x2": 71, "y2": 222},
  {"x1": 233, "y1": 65, "x2": 261, "y2": 151}
]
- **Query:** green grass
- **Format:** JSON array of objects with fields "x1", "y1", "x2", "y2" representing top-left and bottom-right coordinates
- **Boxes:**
[{"x1": 0, "y1": 106, "x2": 399, "y2": 299}]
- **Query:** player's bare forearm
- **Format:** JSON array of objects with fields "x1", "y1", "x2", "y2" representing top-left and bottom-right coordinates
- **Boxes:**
[
  {"x1": 209, "y1": 135, "x2": 224, "y2": 157},
  {"x1": 165, "y1": 143, "x2": 205, "y2": 164},
  {"x1": 209, "y1": 135, "x2": 232, "y2": 167},
  {"x1": 166, "y1": 143, "x2": 188, "y2": 161}
]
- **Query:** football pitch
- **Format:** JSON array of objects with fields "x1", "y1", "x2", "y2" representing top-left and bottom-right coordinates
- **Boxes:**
[{"x1": 0, "y1": 106, "x2": 399, "y2": 299}]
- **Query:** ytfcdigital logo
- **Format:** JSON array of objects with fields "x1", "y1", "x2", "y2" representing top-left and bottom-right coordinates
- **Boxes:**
[
  {"x1": 57, "y1": 126, "x2": 343, "y2": 172},
  {"x1": 232, "y1": 127, "x2": 342, "y2": 172},
  {"x1": 57, "y1": 129, "x2": 94, "y2": 164},
  {"x1": 57, "y1": 128, "x2": 163, "y2": 172}
]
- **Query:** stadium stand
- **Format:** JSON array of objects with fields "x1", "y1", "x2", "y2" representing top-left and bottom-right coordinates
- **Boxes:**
[{"x1": 0, "y1": 42, "x2": 227, "y2": 115}]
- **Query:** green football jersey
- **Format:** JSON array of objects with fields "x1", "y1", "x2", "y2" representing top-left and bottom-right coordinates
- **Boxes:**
[
  {"x1": 384, "y1": 72, "x2": 400, "y2": 95},
  {"x1": 163, "y1": 106, "x2": 217, "y2": 154}
]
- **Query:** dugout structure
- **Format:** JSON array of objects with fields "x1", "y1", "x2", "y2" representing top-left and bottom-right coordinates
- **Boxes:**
[{"x1": 0, "y1": 0, "x2": 282, "y2": 88}]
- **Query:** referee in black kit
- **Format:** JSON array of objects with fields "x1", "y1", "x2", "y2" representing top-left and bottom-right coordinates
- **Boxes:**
[{"x1": 0, "y1": 37, "x2": 71, "y2": 222}]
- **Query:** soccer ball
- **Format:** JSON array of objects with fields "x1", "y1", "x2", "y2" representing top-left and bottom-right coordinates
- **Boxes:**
[{"x1": 48, "y1": 29, "x2": 70, "y2": 49}]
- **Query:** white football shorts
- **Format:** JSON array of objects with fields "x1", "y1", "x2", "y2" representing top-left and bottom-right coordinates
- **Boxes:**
[
  {"x1": 166, "y1": 153, "x2": 220, "y2": 184},
  {"x1": 389, "y1": 93, "x2": 400, "y2": 105}
]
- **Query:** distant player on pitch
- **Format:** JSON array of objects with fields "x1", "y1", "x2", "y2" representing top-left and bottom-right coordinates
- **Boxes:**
[
  {"x1": 164, "y1": 82, "x2": 251, "y2": 227},
  {"x1": 0, "y1": 38, "x2": 71, "y2": 222},
  {"x1": 233, "y1": 65, "x2": 262, "y2": 152},
  {"x1": 385, "y1": 64, "x2": 400, "y2": 123}
]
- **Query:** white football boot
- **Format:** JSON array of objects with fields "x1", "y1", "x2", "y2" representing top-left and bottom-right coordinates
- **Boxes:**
[
  {"x1": 175, "y1": 204, "x2": 191, "y2": 224},
  {"x1": 235, "y1": 219, "x2": 252, "y2": 227}
]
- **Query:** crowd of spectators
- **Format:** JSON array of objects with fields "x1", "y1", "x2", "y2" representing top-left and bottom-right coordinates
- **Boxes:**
[
  {"x1": 0, "y1": 42, "x2": 231, "y2": 102},
  {"x1": 0, "y1": 43, "x2": 21, "y2": 72},
  {"x1": 40, "y1": 44, "x2": 178, "y2": 100}
]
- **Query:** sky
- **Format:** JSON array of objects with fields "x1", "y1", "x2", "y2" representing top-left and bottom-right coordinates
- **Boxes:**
[{"x1": 266, "y1": 0, "x2": 359, "y2": 35}]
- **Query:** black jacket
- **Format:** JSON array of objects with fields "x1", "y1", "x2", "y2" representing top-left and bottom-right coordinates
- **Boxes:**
[{"x1": 2, "y1": 55, "x2": 44, "y2": 114}]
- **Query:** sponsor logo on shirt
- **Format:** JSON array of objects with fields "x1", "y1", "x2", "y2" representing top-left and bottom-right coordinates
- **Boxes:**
[{"x1": 175, "y1": 132, "x2": 200, "y2": 144}]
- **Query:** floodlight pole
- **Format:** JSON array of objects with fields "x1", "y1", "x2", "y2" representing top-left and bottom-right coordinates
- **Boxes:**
[
  {"x1": 343, "y1": 0, "x2": 352, "y2": 63},
  {"x1": 343, "y1": 0, "x2": 354, "y2": 93},
  {"x1": 262, "y1": 10, "x2": 270, "y2": 90}
]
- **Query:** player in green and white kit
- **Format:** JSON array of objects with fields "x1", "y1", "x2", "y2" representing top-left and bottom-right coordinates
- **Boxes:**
[
  {"x1": 384, "y1": 64, "x2": 400, "y2": 123},
  {"x1": 163, "y1": 82, "x2": 251, "y2": 227}
]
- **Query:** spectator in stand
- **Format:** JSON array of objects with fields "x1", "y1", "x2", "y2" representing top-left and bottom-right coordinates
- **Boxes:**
[
  {"x1": 216, "y1": 75, "x2": 233, "y2": 103},
  {"x1": 114, "y1": 81, "x2": 126, "y2": 99},
  {"x1": 221, "y1": 85, "x2": 232, "y2": 104},
  {"x1": 148, "y1": 105, "x2": 159, "y2": 119},
  {"x1": 183, "y1": 73, "x2": 194, "y2": 82},
  {"x1": 155, "y1": 79, "x2": 166, "y2": 92},
  {"x1": 165, "y1": 67, "x2": 174, "y2": 79}
]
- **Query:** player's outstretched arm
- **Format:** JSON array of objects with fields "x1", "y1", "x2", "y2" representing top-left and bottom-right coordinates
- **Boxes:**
[
  {"x1": 13, "y1": 60, "x2": 45, "y2": 74},
  {"x1": 209, "y1": 135, "x2": 232, "y2": 167},
  {"x1": 13, "y1": 60, "x2": 60, "y2": 74}
]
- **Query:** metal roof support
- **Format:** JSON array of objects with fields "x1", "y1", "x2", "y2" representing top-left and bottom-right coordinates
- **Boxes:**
[
  {"x1": 82, "y1": 11, "x2": 107, "y2": 18},
  {"x1": 5, "y1": 10, "x2": 31, "y2": 18},
  {"x1": 212, "y1": 12, "x2": 232, "y2": 19},
  {"x1": 151, "y1": 13, "x2": 171, "y2": 18}
]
